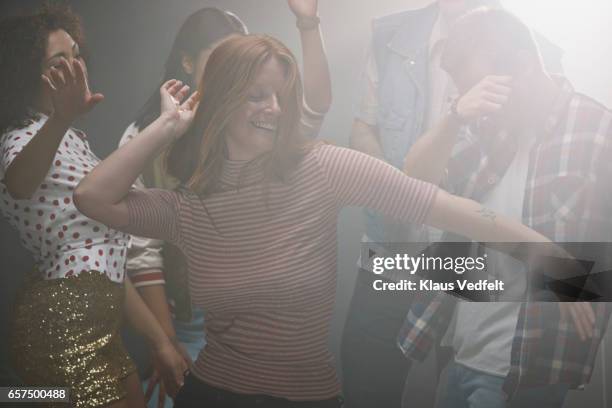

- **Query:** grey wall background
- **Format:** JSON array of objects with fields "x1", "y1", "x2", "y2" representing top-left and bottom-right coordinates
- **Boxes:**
[{"x1": 1, "y1": 1, "x2": 611, "y2": 406}]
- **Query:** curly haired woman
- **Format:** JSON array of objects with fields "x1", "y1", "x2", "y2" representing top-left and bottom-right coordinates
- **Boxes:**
[{"x1": 0, "y1": 5, "x2": 186, "y2": 407}]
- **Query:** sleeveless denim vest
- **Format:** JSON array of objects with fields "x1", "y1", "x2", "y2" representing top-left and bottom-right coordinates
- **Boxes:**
[{"x1": 365, "y1": 4, "x2": 439, "y2": 243}]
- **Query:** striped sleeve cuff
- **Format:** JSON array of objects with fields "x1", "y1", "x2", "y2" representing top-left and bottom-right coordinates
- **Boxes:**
[{"x1": 128, "y1": 268, "x2": 166, "y2": 288}]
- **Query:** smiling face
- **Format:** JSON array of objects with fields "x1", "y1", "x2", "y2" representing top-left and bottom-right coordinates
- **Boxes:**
[
  {"x1": 167, "y1": 34, "x2": 304, "y2": 194},
  {"x1": 224, "y1": 56, "x2": 286, "y2": 161}
]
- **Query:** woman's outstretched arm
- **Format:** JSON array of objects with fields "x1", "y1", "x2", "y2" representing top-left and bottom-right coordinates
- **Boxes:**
[
  {"x1": 318, "y1": 145, "x2": 549, "y2": 244},
  {"x1": 317, "y1": 145, "x2": 595, "y2": 339},
  {"x1": 73, "y1": 80, "x2": 198, "y2": 230},
  {"x1": 425, "y1": 188, "x2": 548, "y2": 243}
]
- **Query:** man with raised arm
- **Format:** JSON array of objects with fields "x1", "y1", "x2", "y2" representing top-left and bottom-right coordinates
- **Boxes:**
[
  {"x1": 399, "y1": 8, "x2": 612, "y2": 407},
  {"x1": 341, "y1": 1, "x2": 562, "y2": 407}
]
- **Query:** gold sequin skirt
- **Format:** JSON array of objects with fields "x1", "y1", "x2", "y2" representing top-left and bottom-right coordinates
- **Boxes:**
[{"x1": 10, "y1": 271, "x2": 136, "y2": 408}]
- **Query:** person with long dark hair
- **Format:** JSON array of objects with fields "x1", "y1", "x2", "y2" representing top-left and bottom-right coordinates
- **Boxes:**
[
  {"x1": 0, "y1": 4, "x2": 186, "y2": 407},
  {"x1": 118, "y1": 2, "x2": 331, "y2": 406},
  {"x1": 74, "y1": 32, "x2": 564, "y2": 407}
]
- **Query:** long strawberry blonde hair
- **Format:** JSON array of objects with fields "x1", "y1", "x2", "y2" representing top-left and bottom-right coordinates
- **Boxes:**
[{"x1": 166, "y1": 34, "x2": 313, "y2": 196}]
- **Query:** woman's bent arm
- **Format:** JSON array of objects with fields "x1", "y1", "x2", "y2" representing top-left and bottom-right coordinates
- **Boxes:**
[
  {"x1": 4, "y1": 58, "x2": 102, "y2": 199},
  {"x1": 4, "y1": 115, "x2": 71, "y2": 199},
  {"x1": 74, "y1": 81, "x2": 197, "y2": 230}
]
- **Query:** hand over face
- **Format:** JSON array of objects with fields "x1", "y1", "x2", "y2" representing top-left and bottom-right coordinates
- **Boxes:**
[
  {"x1": 456, "y1": 75, "x2": 512, "y2": 123},
  {"x1": 41, "y1": 58, "x2": 104, "y2": 121}
]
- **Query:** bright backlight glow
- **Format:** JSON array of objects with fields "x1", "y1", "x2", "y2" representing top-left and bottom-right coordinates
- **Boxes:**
[{"x1": 503, "y1": 0, "x2": 612, "y2": 105}]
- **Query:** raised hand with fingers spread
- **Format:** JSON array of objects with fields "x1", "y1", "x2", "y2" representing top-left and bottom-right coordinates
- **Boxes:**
[
  {"x1": 41, "y1": 57, "x2": 104, "y2": 122},
  {"x1": 159, "y1": 79, "x2": 200, "y2": 139}
]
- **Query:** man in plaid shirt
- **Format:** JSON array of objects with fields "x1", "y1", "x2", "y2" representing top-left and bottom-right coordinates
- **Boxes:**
[{"x1": 398, "y1": 8, "x2": 612, "y2": 407}]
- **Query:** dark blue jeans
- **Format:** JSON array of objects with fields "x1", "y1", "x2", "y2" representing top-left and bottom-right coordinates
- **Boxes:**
[
  {"x1": 340, "y1": 268, "x2": 417, "y2": 408},
  {"x1": 174, "y1": 374, "x2": 343, "y2": 408},
  {"x1": 440, "y1": 362, "x2": 569, "y2": 408}
]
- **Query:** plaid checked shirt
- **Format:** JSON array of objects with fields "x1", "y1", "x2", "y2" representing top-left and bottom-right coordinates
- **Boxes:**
[{"x1": 397, "y1": 77, "x2": 612, "y2": 395}]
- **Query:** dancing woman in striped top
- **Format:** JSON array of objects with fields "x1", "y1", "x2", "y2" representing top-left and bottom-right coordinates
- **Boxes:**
[{"x1": 74, "y1": 34, "x2": 553, "y2": 407}]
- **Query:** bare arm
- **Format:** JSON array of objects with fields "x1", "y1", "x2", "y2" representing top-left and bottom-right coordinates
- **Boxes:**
[
  {"x1": 136, "y1": 278, "x2": 194, "y2": 373},
  {"x1": 318, "y1": 145, "x2": 548, "y2": 245},
  {"x1": 124, "y1": 277, "x2": 175, "y2": 352},
  {"x1": 124, "y1": 278, "x2": 187, "y2": 397},
  {"x1": 403, "y1": 114, "x2": 461, "y2": 185},
  {"x1": 288, "y1": 0, "x2": 332, "y2": 113},
  {"x1": 4, "y1": 115, "x2": 70, "y2": 199},
  {"x1": 4, "y1": 58, "x2": 103, "y2": 199},
  {"x1": 119, "y1": 126, "x2": 178, "y2": 340},
  {"x1": 127, "y1": 243, "x2": 177, "y2": 347},
  {"x1": 349, "y1": 119, "x2": 384, "y2": 160},
  {"x1": 349, "y1": 34, "x2": 384, "y2": 159},
  {"x1": 74, "y1": 80, "x2": 197, "y2": 230},
  {"x1": 134, "y1": 277, "x2": 176, "y2": 337},
  {"x1": 425, "y1": 189, "x2": 549, "y2": 243},
  {"x1": 74, "y1": 114, "x2": 175, "y2": 229}
]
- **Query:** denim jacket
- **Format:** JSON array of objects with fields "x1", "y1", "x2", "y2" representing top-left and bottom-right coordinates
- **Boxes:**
[
  {"x1": 363, "y1": 4, "x2": 439, "y2": 243},
  {"x1": 371, "y1": 4, "x2": 439, "y2": 168}
]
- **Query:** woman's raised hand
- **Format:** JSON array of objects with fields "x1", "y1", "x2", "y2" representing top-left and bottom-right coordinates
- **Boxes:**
[
  {"x1": 41, "y1": 57, "x2": 104, "y2": 122},
  {"x1": 160, "y1": 79, "x2": 200, "y2": 139},
  {"x1": 287, "y1": 0, "x2": 318, "y2": 18}
]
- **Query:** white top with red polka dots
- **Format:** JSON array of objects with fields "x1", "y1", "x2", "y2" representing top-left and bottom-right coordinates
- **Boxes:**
[{"x1": 0, "y1": 113, "x2": 129, "y2": 282}]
